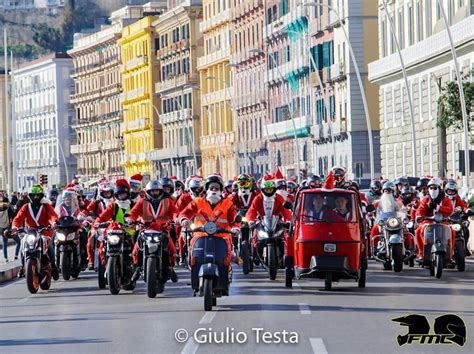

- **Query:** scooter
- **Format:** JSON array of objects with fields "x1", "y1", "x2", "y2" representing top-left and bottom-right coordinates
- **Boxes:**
[
  {"x1": 190, "y1": 222, "x2": 234, "y2": 311},
  {"x1": 449, "y1": 207, "x2": 472, "y2": 272},
  {"x1": 416, "y1": 213, "x2": 452, "y2": 279},
  {"x1": 54, "y1": 216, "x2": 82, "y2": 280}
]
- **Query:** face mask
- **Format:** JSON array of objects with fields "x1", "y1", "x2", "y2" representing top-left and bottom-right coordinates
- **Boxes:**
[
  {"x1": 206, "y1": 190, "x2": 221, "y2": 205},
  {"x1": 429, "y1": 188, "x2": 439, "y2": 200},
  {"x1": 117, "y1": 199, "x2": 131, "y2": 210},
  {"x1": 173, "y1": 191, "x2": 180, "y2": 199},
  {"x1": 238, "y1": 188, "x2": 250, "y2": 197}
]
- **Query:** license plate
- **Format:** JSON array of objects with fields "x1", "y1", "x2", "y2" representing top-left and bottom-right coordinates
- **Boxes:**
[{"x1": 324, "y1": 243, "x2": 336, "y2": 253}]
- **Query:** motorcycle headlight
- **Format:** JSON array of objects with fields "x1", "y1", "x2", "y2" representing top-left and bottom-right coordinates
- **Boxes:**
[
  {"x1": 242, "y1": 217, "x2": 247, "y2": 223},
  {"x1": 26, "y1": 234, "x2": 37, "y2": 246},
  {"x1": 407, "y1": 221, "x2": 414, "y2": 229},
  {"x1": 153, "y1": 236, "x2": 160, "y2": 242},
  {"x1": 56, "y1": 233, "x2": 66, "y2": 242},
  {"x1": 451, "y1": 224, "x2": 462, "y2": 232},
  {"x1": 108, "y1": 235, "x2": 121, "y2": 245},
  {"x1": 146, "y1": 236, "x2": 153, "y2": 241},
  {"x1": 387, "y1": 217, "x2": 400, "y2": 228},
  {"x1": 257, "y1": 230, "x2": 269, "y2": 239},
  {"x1": 67, "y1": 233, "x2": 76, "y2": 241}
]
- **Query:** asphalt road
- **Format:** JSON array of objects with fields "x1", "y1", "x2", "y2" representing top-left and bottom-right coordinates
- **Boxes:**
[{"x1": 1, "y1": 260, "x2": 473, "y2": 354}]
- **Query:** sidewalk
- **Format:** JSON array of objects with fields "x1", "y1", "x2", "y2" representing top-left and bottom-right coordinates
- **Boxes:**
[{"x1": 0, "y1": 243, "x2": 22, "y2": 284}]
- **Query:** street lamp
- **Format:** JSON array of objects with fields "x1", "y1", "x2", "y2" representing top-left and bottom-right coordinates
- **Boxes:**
[
  {"x1": 381, "y1": 0, "x2": 417, "y2": 178},
  {"x1": 436, "y1": 0, "x2": 470, "y2": 189},
  {"x1": 305, "y1": 2, "x2": 375, "y2": 179},
  {"x1": 249, "y1": 48, "x2": 302, "y2": 181}
]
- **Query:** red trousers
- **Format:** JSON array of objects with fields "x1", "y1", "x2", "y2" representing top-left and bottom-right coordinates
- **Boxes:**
[
  {"x1": 415, "y1": 223, "x2": 455, "y2": 258},
  {"x1": 86, "y1": 231, "x2": 96, "y2": 264},
  {"x1": 132, "y1": 236, "x2": 176, "y2": 267},
  {"x1": 370, "y1": 225, "x2": 414, "y2": 248}
]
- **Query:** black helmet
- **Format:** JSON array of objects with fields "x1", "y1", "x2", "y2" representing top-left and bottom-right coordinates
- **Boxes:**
[
  {"x1": 416, "y1": 177, "x2": 430, "y2": 191},
  {"x1": 275, "y1": 179, "x2": 287, "y2": 190},
  {"x1": 205, "y1": 174, "x2": 224, "y2": 191},
  {"x1": 224, "y1": 179, "x2": 233, "y2": 190},
  {"x1": 308, "y1": 175, "x2": 322, "y2": 188},
  {"x1": 401, "y1": 185, "x2": 414, "y2": 196},
  {"x1": 394, "y1": 176, "x2": 409, "y2": 188},
  {"x1": 370, "y1": 180, "x2": 382, "y2": 189},
  {"x1": 174, "y1": 180, "x2": 185, "y2": 191},
  {"x1": 445, "y1": 179, "x2": 458, "y2": 196},
  {"x1": 160, "y1": 177, "x2": 174, "y2": 194},
  {"x1": 114, "y1": 179, "x2": 130, "y2": 200}
]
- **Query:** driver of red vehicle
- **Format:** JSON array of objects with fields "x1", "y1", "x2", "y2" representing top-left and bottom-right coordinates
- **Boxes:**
[
  {"x1": 415, "y1": 178, "x2": 454, "y2": 260},
  {"x1": 179, "y1": 174, "x2": 241, "y2": 265}
]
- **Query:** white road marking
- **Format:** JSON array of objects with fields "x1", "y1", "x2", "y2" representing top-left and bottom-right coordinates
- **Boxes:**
[
  {"x1": 181, "y1": 338, "x2": 199, "y2": 354},
  {"x1": 298, "y1": 303, "x2": 311, "y2": 315},
  {"x1": 199, "y1": 309, "x2": 219, "y2": 324},
  {"x1": 310, "y1": 338, "x2": 328, "y2": 354},
  {"x1": 16, "y1": 295, "x2": 31, "y2": 303},
  {"x1": 293, "y1": 282, "x2": 302, "y2": 290}
]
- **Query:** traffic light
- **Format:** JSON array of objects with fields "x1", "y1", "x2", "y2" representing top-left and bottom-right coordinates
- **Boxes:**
[{"x1": 39, "y1": 174, "x2": 48, "y2": 186}]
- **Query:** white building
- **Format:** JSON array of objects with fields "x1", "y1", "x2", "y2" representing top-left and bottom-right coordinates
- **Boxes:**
[
  {"x1": 369, "y1": 0, "x2": 474, "y2": 182},
  {"x1": 0, "y1": 0, "x2": 64, "y2": 10},
  {"x1": 12, "y1": 53, "x2": 76, "y2": 190}
]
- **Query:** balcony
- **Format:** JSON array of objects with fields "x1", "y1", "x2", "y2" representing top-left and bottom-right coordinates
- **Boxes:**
[
  {"x1": 200, "y1": 132, "x2": 235, "y2": 147},
  {"x1": 124, "y1": 87, "x2": 145, "y2": 101},
  {"x1": 102, "y1": 140, "x2": 122, "y2": 150},
  {"x1": 155, "y1": 73, "x2": 199, "y2": 93},
  {"x1": 199, "y1": 8, "x2": 231, "y2": 33},
  {"x1": 202, "y1": 89, "x2": 229, "y2": 104},
  {"x1": 160, "y1": 109, "x2": 193, "y2": 125},
  {"x1": 197, "y1": 47, "x2": 231, "y2": 68},
  {"x1": 126, "y1": 117, "x2": 149, "y2": 131},
  {"x1": 266, "y1": 115, "x2": 312, "y2": 141},
  {"x1": 125, "y1": 55, "x2": 147, "y2": 71},
  {"x1": 148, "y1": 145, "x2": 194, "y2": 161},
  {"x1": 234, "y1": 91, "x2": 266, "y2": 109},
  {"x1": 231, "y1": 0, "x2": 262, "y2": 20},
  {"x1": 330, "y1": 61, "x2": 347, "y2": 81}
]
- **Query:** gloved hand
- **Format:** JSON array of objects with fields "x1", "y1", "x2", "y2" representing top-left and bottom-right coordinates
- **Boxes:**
[
  {"x1": 231, "y1": 227, "x2": 240, "y2": 235},
  {"x1": 181, "y1": 218, "x2": 190, "y2": 229},
  {"x1": 429, "y1": 201, "x2": 437, "y2": 210},
  {"x1": 248, "y1": 221, "x2": 256, "y2": 229}
]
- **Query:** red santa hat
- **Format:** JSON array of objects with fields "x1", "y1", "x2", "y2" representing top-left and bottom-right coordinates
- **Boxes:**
[
  {"x1": 169, "y1": 176, "x2": 178, "y2": 181},
  {"x1": 129, "y1": 173, "x2": 143, "y2": 185},
  {"x1": 115, "y1": 179, "x2": 130, "y2": 190},
  {"x1": 274, "y1": 166, "x2": 284, "y2": 180},
  {"x1": 262, "y1": 174, "x2": 274, "y2": 181}
]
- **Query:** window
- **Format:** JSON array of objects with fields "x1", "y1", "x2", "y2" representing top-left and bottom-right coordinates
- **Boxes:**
[
  {"x1": 416, "y1": 0, "x2": 423, "y2": 42},
  {"x1": 397, "y1": 8, "x2": 404, "y2": 49},
  {"x1": 408, "y1": 5, "x2": 414, "y2": 45},
  {"x1": 381, "y1": 19, "x2": 386, "y2": 57},
  {"x1": 425, "y1": 0, "x2": 432, "y2": 37}
]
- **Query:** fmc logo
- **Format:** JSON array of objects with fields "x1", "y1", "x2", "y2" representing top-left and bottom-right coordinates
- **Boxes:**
[{"x1": 392, "y1": 314, "x2": 467, "y2": 346}]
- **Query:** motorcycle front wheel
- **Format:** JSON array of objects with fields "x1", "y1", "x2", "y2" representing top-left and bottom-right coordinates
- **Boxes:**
[
  {"x1": 434, "y1": 254, "x2": 443, "y2": 279},
  {"x1": 97, "y1": 256, "x2": 106, "y2": 289},
  {"x1": 203, "y1": 278, "x2": 213, "y2": 311},
  {"x1": 26, "y1": 258, "x2": 39, "y2": 294},
  {"x1": 268, "y1": 245, "x2": 277, "y2": 280},
  {"x1": 146, "y1": 257, "x2": 157, "y2": 298},
  {"x1": 60, "y1": 252, "x2": 71, "y2": 281},
  {"x1": 392, "y1": 244, "x2": 403, "y2": 273},
  {"x1": 455, "y1": 239, "x2": 466, "y2": 272},
  {"x1": 241, "y1": 240, "x2": 250, "y2": 275},
  {"x1": 107, "y1": 257, "x2": 121, "y2": 295}
]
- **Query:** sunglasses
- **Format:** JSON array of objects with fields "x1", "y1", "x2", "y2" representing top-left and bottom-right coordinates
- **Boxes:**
[
  {"x1": 429, "y1": 186, "x2": 438, "y2": 190},
  {"x1": 209, "y1": 186, "x2": 220, "y2": 191}
]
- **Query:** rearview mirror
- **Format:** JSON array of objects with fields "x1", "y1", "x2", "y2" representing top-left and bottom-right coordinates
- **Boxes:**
[
  {"x1": 234, "y1": 215, "x2": 242, "y2": 223},
  {"x1": 366, "y1": 204, "x2": 375, "y2": 213}
]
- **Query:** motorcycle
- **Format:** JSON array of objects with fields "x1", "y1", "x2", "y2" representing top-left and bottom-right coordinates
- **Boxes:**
[
  {"x1": 138, "y1": 223, "x2": 172, "y2": 298},
  {"x1": 237, "y1": 209, "x2": 253, "y2": 274},
  {"x1": 190, "y1": 222, "x2": 234, "y2": 311},
  {"x1": 17, "y1": 226, "x2": 53, "y2": 294},
  {"x1": 449, "y1": 207, "x2": 471, "y2": 272},
  {"x1": 54, "y1": 216, "x2": 82, "y2": 280},
  {"x1": 416, "y1": 213, "x2": 452, "y2": 278},
  {"x1": 105, "y1": 222, "x2": 136, "y2": 294},
  {"x1": 254, "y1": 216, "x2": 287, "y2": 280},
  {"x1": 372, "y1": 211, "x2": 415, "y2": 272}
]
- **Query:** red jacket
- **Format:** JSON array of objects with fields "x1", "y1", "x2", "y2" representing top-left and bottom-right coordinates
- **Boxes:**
[
  {"x1": 179, "y1": 197, "x2": 239, "y2": 229},
  {"x1": 176, "y1": 192, "x2": 193, "y2": 212},
  {"x1": 415, "y1": 196, "x2": 453, "y2": 219},
  {"x1": 129, "y1": 197, "x2": 178, "y2": 223},
  {"x1": 246, "y1": 194, "x2": 292, "y2": 223},
  {"x1": 228, "y1": 191, "x2": 257, "y2": 210},
  {"x1": 447, "y1": 195, "x2": 468, "y2": 212},
  {"x1": 96, "y1": 203, "x2": 132, "y2": 223},
  {"x1": 12, "y1": 203, "x2": 58, "y2": 236},
  {"x1": 85, "y1": 199, "x2": 108, "y2": 217}
]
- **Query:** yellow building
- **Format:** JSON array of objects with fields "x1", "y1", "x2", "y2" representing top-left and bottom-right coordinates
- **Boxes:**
[
  {"x1": 119, "y1": 15, "x2": 162, "y2": 177},
  {"x1": 197, "y1": 0, "x2": 236, "y2": 178}
]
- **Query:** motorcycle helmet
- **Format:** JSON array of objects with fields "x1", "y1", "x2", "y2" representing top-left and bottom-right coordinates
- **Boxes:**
[
  {"x1": 129, "y1": 174, "x2": 143, "y2": 201},
  {"x1": 400, "y1": 185, "x2": 414, "y2": 202},
  {"x1": 98, "y1": 181, "x2": 114, "y2": 201},
  {"x1": 275, "y1": 179, "x2": 287, "y2": 190},
  {"x1": 445, "y1": 179, "x2": 458, "y2": 197},
  {"x1": 29, "y1": 185, "x2": 44, "y2": 204},
  {"x1": 332, "y1": 166, "x2": 347, "y2": 185},
  {"x1": 416, "y1": 177, "x2": 430, "y2": 191},
  {"x1": 48, "y1": 189, "x2": 59, "y2": 203},
  {"x1": 370, "y1": 180, "x2": 382, "y2": 191},
  {"x1": 308, "y1": 175, "x2": 322, "y2": 188},
  {"x1": 224, "y1": 179, "x2": 233, "y2": 193},
  {"x1": 237, "y1": 174, "x2": 253, "y2": 195},
  {"x1": 205, "y1": 174, "x2": 224, "y2": 191},
  {"x1": 427, "y1": 177, "x2": 443, "y2": 200},
  {"x1": 114, "y1": 179, "x2": 130, "y2": 201},
  {"x1": 145, "y1": 180, "x2": 163, "y2": 202},
  {"x1": 188, "y1": 176, "x2": 204, "y2": 198},
  {"x1": 160, "y1": 177, "x2": 175, "y2": 195},
  {"x1": 394, "y1": 176, "x2": 409, "y2": 190},
  {"x1": 174, "y1": 179, "x2": 185, "y2": 192},
  {"x1": 287, "y1": 180, "x2": 298, "y2": 193},
  {"x1": 382, "y1": 181, "x2": 395, "y2": 194},
  {"x1": 260, "y1": 179, "x2": 277, "y2": 197}
]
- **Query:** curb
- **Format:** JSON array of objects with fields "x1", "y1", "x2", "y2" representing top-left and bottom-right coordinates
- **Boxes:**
[{"x1": 0, "y1": 265, "x2": 21, "y2": 284}]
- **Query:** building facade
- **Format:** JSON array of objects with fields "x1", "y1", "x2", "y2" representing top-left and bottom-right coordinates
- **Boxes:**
[
  {"x1": 369, "y1": 0, "x2": 474, "y2": 182},
  {"x1": 231, "y1": 0, "x2": 268, "y2": 179},
  {"x1": 152, "y1": 2, "x2": 203, "y2": 179},
  {"x1": 308, "y1": 0, "x2": 380, "y2": 180},
  {"x1": 12, "y1": 53, "x2": 76, "y2": 190},
  {"x1": 119, "y1": 8, "x2": 166, "y2": 177},
  {"x1": 68, "y1": 21, "x2": 129, "y2": 184},
  {"x1": 197, "y1": 0, "x2": 236, "y2": 178},
  {"x1": 0, "y1": 72, "x2": 8, "y2": 190}
]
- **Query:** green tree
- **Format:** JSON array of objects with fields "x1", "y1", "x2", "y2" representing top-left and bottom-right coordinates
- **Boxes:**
[
  {"x1": 437, "y1": 72, "x2": 474, "y2": 130},
  {"x1": 32, "y1": 24, "x2": 65, "y2": 52}
]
